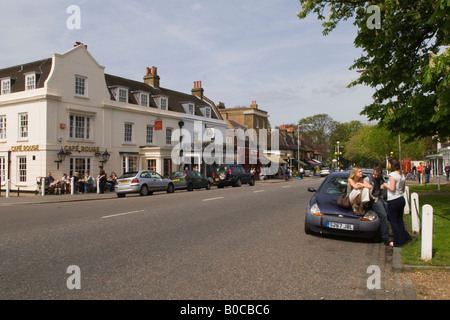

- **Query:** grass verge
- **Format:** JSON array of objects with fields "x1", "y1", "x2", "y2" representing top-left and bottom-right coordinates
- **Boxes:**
[{"x1": 401, "y1": 184, "x2": 450, "y2": 266}]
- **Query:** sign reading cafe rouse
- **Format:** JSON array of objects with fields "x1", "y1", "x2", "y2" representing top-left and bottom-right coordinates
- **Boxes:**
[
  {"x1": 10, "y1": 145, "x2": 40, "y2": 152},
  {"x1": 64, "y1": 145, "x2": 100, "y2": 153}
]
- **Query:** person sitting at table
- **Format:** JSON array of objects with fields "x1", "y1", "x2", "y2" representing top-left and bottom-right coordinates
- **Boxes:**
[
  {"x1": 73, "y1": 172, "x2": 83, "y2": 194},
  {"x1": 106, "y1": 172, "x2": 118, "y2": 191},
  {"x1": 59, "y1": 173, "x2": 70, "y2": 194},
  {"x1": 81, "y1": 172, "x2": 94, "y2": 193}
]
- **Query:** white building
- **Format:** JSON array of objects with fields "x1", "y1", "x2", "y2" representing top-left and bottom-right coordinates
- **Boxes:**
[{"x1": 0, "y1": 43, "x2": 227, "y2": 191}]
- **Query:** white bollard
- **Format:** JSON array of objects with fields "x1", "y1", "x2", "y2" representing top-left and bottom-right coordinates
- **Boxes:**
[
  {"x1": 403, "y1": 186, "x2": 410, "y2": 214},
  {"x1": 410, "y1": 193, "x2": 420, "y2": 234},
  {"x1": 41, "y1": 178, "x2": 46, "y2": 196},
  {"x1": 97, "y1": 178, "x2": 100, "y2": 194},
  {"x1": 71, "y1": 177, "x2": 75, "y2": 195},
  {"x1": 6, "y1": 179, "x2": 10, "y2": 198},
  {"x1": 421, "y1": 204, "x2": 433, "y2": 261}
]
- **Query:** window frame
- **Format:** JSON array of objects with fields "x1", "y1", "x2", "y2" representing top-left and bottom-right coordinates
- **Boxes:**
[
  {"x1": 1, "y1": 78, "x2": 11, "y2": 95},
  {"x1": 124, "y1": 122, "x2": 134, "y2": 143},
  {"x1": 69, "y1": 114, "x2": 91, "y2": 141},
  {"x1": 25, "y1": 73, "x2": 36, "y2": 91},
  {"x1": 18, "y1": 113, "x2": 28, "y2": 140},
  {"x1": 75, "y1": 75, "x2": 87, "y2": 97}
]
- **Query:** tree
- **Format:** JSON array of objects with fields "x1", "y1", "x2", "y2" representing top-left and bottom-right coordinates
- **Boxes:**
[
  {"x1": 298, "y1": 114, "x2": 337, "y2": 159},
  {"x1": 297, "y1": 0, "x2": 450, "y2": 141}
]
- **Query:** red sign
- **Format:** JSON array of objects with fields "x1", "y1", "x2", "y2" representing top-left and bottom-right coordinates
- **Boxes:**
[{"x1": 155, "y1": 120, "x2": 162, "y2": 131}]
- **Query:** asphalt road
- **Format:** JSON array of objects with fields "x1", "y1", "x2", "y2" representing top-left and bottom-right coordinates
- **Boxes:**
[{"x1": 0, "y1": 178, "x2": 374, "y2": 300}]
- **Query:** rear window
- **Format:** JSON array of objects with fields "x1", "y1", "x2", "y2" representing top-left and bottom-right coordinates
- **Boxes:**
[
  {"x1": 318, "y1": 176, "x2": 348, "y2": 195},
  {"x1": 119, "y1": 172, "x2": 138, "y2": 179}
]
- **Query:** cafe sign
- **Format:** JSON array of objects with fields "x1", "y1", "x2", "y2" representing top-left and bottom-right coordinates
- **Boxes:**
[
  {"x1": 64, "y1": 145, "x2": 100, "y2": 153},
  {"x1": 10, "y1": 145, "x2": 40, "y2": 152}
]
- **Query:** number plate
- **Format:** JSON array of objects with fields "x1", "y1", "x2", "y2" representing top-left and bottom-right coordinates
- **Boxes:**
[
  {"x1": 120, "y1": 180, "x2": 128, "y2": 184},
  {"x1": 214, "y1": 178, "x2": 219, "y2": 181},
  {"x1": 172, "y1": 179, "x2": 180, "y2": 182},
  {"x1": 326, "y1": 221, "x2": 354, "y2": 231}
]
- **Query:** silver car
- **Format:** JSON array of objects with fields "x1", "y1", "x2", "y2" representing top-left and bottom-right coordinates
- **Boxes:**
[{"x1": 115, "y1": 170, "x2": 175, "y2": 197}]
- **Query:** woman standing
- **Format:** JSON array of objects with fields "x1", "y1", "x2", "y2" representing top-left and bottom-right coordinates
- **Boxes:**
[{"x1": 382, "y1": 158, "x2": 409, "y2": 247}]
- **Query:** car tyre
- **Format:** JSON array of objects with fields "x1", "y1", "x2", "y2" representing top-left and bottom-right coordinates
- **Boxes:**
[
  {"x1": 249, "y1": 177, "x2": 255, "y2": 186},
  {"x1": 166, "y1": 183, "x2": 174, "y2": 193},
  {"x1": 206, "y1": 182, "x2": 211, "y2": 190},
  {"x1": 187, "y1": 183, "x2": 194, "y2": 192},
  {"x1": 117, "y1": 193, "x2": 125, "y2": 198},
  {"x1": 234, "y1": 178, "x2": 242, "y2": 187},
  {"x1": 140, "y1": 185, "x2": 149, "y2": 196}
]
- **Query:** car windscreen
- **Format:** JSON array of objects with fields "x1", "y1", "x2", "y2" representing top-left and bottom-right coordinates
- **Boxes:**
[
  {"x1": 318, "y1": 176, "x2": 348, "y2": 195},
  {"x1": 119, "y1": 172, "x2": 138, "y2": 179}
]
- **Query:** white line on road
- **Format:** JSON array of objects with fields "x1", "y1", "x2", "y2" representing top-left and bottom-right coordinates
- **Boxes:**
[
  {"x1": 102, "y1": 210, "x2": 145, "y2": 219},
  {"x1": 282, "y1": 186, "x2": 291, "y2": 188},
  {"x1": 202, "y1": 197, "x2": 225, "y2": 202},
  {"x1": 254, "y1": 190, "x2": 265, "y2": 193}
]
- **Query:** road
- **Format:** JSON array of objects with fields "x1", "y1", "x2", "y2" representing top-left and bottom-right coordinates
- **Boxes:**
[{"x1": 0, "y1": 178, "x2": 375, "y2": 300}]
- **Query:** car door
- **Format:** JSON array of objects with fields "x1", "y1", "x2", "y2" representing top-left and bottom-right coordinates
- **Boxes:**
[
  {"x1": 139, "y1": 171, "x2": 152, "y2": 188},
  {"x1": 150, "y1": 171, "x2": 166, "y2": 191}
]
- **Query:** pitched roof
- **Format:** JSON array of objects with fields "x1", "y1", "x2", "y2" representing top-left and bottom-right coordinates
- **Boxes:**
[
  {"x1": 104, "y1": 74, "x2": 220, "y2": 119},
  {"x1": 0, "y1": 58, "x2": 52, "y2": 92}
]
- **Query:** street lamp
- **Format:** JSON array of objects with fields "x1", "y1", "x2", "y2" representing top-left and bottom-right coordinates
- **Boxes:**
[
  {"x1": 55, "y1": 147, "x2": 71, "y2": 170},
  {"x1": 100, "y1": 149, "x2": 111, "y2": 165}
]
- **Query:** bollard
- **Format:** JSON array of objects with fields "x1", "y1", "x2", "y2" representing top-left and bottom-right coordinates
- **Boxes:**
[
  {"x1": 411, "y1": 193, "x2": 420, "y2": 234},
  {"x1": 403, "y1": 186, "x2": 410, "y2": 214},
  {"x1": 71, "y1": 177, "x2": 75, "y2": 195},
  {"x1": 41, "y1": 178, "x2": 46, "y2": 196},
  {"x1": 421, "y1": 204, "x2": 433, "y2": 261},
  {"x1": 6, "y1": 179, "x2": 10, "y2": 198},
  {"x1": 97, "y1": 178, "x2": 100, "y2": 194}
]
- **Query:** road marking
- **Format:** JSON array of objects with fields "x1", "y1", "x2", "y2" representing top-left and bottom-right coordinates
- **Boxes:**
[
  {"x1": 254, "y1": 190, "x2": 265, "y2": 193},
  {"x1": 282, "y1": 186, "x2": 291, "y2": 188},
  {"x1": 101, "y1": 210, "x2": 145, "y2": 219},
  {"x1": 202, "y1": 197, "x2": 224, "y2": 202}
]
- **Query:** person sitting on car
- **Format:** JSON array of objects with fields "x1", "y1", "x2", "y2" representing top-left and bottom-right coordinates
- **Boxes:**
[{"x1": 347, "y1": 167, "x2": 372, "y2": 216}]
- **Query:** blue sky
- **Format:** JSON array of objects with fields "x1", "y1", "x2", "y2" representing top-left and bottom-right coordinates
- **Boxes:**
[{"x1": 1, "y1": 0, "x2": 376, "y2": 127}]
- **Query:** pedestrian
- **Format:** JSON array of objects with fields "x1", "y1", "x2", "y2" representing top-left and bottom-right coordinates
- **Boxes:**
[
  {"x1": 299, "y1": 166, "x2": 304, "y2": 178},
  {"x1": 417, "y1": 162, "x2": 423, "y2": 184},
  {"x1": 347, "y1": 167, "x2": 372, "y2": 216},
  {"x1": 425, "y1": 163, "x2": 431, "y2": 184},
  {"x1": 445, "y1": 163, "x2": 450, "y2": 181},
  {"x1": 382, "y1": 158, "x2": 411, "y2": 247},
  {"x1": 365, "y1": 166, "x2": 391, "y2": 245},
  {"x1": 97, "y1": 166, "x2": 107, "y2": 194}
]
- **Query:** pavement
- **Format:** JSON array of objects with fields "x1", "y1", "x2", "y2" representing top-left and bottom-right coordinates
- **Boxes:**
[{"x1": 0, "y1": 175, "x2": 422, "y2": 300}]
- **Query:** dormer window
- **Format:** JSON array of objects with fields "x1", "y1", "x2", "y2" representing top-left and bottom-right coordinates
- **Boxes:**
[
  {"x1": 25, "y1": 73, "x2": 36, "y2": 90},
  {"x1": 199, "y1": 106, "x2": 211, "y2": 118},
  {"x1": 160, "y1": 97, "x2": 168, "y2": 110},
  {"x1": 140, "y1": 92, "x2": 149, "y2": 107},
  {"x1": 1, "y1": 78, "x2": 11, "y2": 95},
  {"x1": 118, "y1": 87, "x2": 128, "y2": 103},
  {"x1": 188, "y1": 103, "x2": 194, "y2": 115}
]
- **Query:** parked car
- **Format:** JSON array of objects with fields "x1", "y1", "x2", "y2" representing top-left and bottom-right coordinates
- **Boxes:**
[
  {"x1": 304, "y1": 171, "x2": 380, "y2": 239},
  {"x1": 212, "y1": 164, "x2": 255, "y2": 188},
  {"x1": 115, "y1": 170, "x2": 175, "y2": 197},
  {"x1": 170, "y1": 170, "x2": 211, "y2": 191},
  {"x1": 320, "y1": 167, "x2": 331, "y2": 177}
]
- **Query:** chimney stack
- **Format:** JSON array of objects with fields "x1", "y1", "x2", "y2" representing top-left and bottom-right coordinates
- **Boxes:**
[
  {"x1": 288, "y1": 126, "x2": 295, "y2": 137},
  {"x1": 144, "y1": 66, "x2": 160, "y2": 88},
  {"x1": 74, "y1": 41, "x2": 88, "y2": 49},
  {"x1": 192, "y1": 81, "x2": 204, "y2": 99},
  {"x1": 250, "y1": 100, "x2": 258, "y2": 109}
]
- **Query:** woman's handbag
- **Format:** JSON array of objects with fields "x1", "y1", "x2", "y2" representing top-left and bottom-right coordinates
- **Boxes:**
[{"x1": 337, "y1": 193, "x2": 351, "y2": 208}]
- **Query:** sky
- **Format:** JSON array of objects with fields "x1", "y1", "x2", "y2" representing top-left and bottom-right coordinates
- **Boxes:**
[{"x1": 0, "y1": 0, "x2": 377, "y2": 127}]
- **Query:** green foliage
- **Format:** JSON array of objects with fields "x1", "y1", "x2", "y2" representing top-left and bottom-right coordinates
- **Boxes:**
[{"x1": 297, "y1": 0, "x2": 450, "y2": 141}]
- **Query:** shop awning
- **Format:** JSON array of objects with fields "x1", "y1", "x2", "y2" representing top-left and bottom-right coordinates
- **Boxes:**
[
  {"x1": 264, "y1": 154, "x2": 287, "y2": 164},
  {"x1": 425, "y1": 153, "x2": 443, "y2": 159}
]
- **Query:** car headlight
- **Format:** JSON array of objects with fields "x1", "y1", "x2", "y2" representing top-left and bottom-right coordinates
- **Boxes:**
[
  {"x1": 309, "y1": 203, "x2": 322, "y2": 216},
  {"x1": 361, "y1": 210, "x2": 378, "y2": 222}
]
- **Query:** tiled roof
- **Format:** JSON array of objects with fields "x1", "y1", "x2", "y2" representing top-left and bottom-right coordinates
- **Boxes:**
[{"x1": 0, "y1": 58, "x2": 52, "y2": 92}]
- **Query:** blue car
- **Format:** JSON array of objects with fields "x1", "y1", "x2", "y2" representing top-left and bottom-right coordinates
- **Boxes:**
[{"x1": 305, "y1": 172, "x2": 380, "y2": 239}]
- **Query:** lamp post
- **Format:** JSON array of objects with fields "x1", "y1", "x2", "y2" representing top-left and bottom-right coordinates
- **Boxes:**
[
  {"x1": 100, "y1": 149, "x2": 111, "y2": 165},
  {"x1": 55, "y1": 147, "x2": 71, "y2": 170}
]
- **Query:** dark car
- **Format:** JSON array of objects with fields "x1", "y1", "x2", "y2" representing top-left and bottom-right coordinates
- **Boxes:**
[
  {"x1": 304, "y1": 171, "x2": 380, "y2": 239},
  {"x1": 212, "y1": 164, "x2": 255, "y2": 188},
  {"x1": 170, "y1": 170, "x2": 211, "y2": 191}
]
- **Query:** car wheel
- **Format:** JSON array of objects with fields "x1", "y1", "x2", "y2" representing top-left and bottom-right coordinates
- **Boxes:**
[
  {"x1": 234, "y1": 178, "x2": 242, "y2": 187},
  {"x1": 248, "y1": 177, "x2": 255, "y2": 186},
  {"x1": 117, "y1": 193, "x2": 125, "y2": 198},
  {"x1": 187, "y1": 183, "x2": 194, "y2": 191},
  {"x1": 140, "y1": 185, "x2": 149, "y2": 196},
  {"x1": 206, "y1": 182, "x2": 211, "y2": 190},
  {"x1": 166, "y1": 183, "x2": 174, "y2": 193}
]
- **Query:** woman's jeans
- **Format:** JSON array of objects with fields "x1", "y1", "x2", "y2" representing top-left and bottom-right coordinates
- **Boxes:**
[
  {"x1": 371, "y1": 198, "x2": 390, "y2": 242},
  {"x1": 387, "y1": 197, "x2": 407, "y2": 247}
]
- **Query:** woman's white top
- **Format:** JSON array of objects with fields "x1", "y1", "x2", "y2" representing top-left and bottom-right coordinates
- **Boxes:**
[{"x1": 387, "y1": 171, "x2": 405, "y2": 201}]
